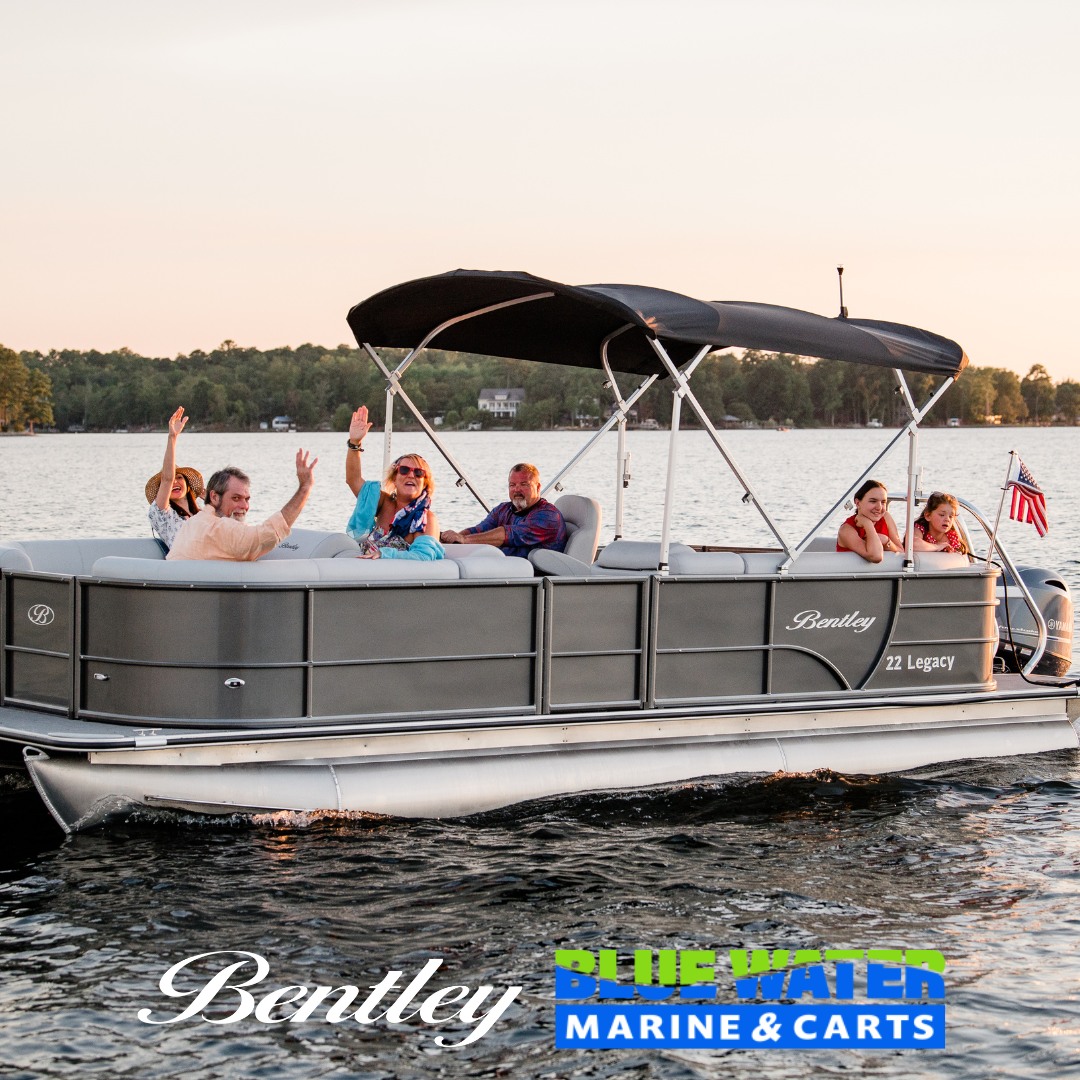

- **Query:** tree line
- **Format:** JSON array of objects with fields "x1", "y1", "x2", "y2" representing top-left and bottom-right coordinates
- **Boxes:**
[
  {"x1": 4, "y1": 340, "x2": 1078, "y2": 432},
  {"x1": 0, "y1": 346, "x2": 54, "y2": 432}
]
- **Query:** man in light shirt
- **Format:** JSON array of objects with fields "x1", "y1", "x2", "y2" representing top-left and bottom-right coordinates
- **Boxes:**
[{"x1": 167, "y1": 450, "x2": 317, "y2": 561}]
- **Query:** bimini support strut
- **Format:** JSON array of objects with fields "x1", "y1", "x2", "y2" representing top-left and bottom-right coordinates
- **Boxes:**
[
  {"x1": 363, "y1": 342, "x2": 492, "y2": 514},
  {"x1": 542, "y1": 325, "x2": 658, "y2": 538},
  {"x1": 603, "y1": 327, "x2": 655, "y2": 540},
  {"x1": 362, "y1": 289, "x2": 556, "y2": 514},
  {"x1": 648, "y1": 337, "x2": 796, "y2": 571}
]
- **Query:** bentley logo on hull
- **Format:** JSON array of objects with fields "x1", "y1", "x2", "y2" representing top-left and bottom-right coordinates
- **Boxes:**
[
  {"x1": 27, "y1": 604, "x2": 55, "y2": 626},
  {"x1": 785, "y1": 609, "x2": 876, "y2": 634}
]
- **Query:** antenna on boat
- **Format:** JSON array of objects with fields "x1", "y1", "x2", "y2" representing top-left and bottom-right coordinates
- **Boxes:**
[{"x1": 837, "y1": 265, "x2": 848, "y2": 319}]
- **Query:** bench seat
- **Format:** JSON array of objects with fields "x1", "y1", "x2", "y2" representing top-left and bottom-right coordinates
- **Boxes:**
[
  {"x1": 89, "y1": 553, "x2": 535, "y2": 584},
  {"x1": 0, "y1": 538, "x2": 166, "y2": 575},
  {"x1": 532, "y1": 538, "x2": 980, "y2": 578}
]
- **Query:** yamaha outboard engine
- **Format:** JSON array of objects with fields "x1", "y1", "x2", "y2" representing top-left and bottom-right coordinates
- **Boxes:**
[{"x1": 995, "y1": 565, "x2": 1074, "y2": 679}]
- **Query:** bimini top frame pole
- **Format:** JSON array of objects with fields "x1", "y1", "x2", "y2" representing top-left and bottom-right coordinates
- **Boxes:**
[
  {"x1": 599, "y1": 329, "x2": 658, "y2": 540},
  {"x1": 364, "y1": 290, "x2": 556, "y2": 513},
  {"x1": 648, "y1": 336, "x2": 796, "y2": 569},
  {"x1": 347, "y1": 269, "x2": 970, "y2": 563},
  {"x1": 542, "y1": 325, "x2": 658, "y2": 537}
]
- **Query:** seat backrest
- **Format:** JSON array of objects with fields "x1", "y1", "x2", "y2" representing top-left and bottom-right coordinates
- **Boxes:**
[
  {"x1": 91, "y1": 555, "x2": 462, "y2": 583},
  {"x1": 0, "y1": 538, "x2": 166, "y2": 575},
  {"x1": 259, "y1": 528, "x2": 361, "y2": 560},
  {"x1": 667, "y1": 549, "x2": 746, "y2": 576},
  {"x1": 596, "y1": 540, "x2": 696, "y2": 571},
  {"x1": 442, "y1": 543, "x2": 506, "y2": 560},
  {"x1": 555, "y1": 494, "x2": 602, "y2": 563},
  {"x1": 913, "y1": 551, "x2": 975, "y2": 572},
  {"x1": 788, "y1": 551, "x2": 905, "y2": 575}
]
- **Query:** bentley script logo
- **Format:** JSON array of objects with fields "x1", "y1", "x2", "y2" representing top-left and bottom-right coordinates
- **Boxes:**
[
  {"x1": 27, "y1": 604, "x2": 55, "y2": 626},
  {"x1": 137, "y1": 951, "x2": 522, "y2": 1047},
  {"x1": 785, "y1": 610, "x2": 876, "y2": 634}
]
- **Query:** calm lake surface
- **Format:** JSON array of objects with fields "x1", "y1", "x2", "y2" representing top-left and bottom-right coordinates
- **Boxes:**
[{"x1": 1, "y1": 427, "x2": 1079, "y2": 1078}]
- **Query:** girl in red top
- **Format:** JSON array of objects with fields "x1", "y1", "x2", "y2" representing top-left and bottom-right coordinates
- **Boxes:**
[
  {"x1": 909, "y1": 491, "x2": 968, "y2": 555},
  {"x1": 836, "y1": 479, "x2": 902, "y2": 562}
]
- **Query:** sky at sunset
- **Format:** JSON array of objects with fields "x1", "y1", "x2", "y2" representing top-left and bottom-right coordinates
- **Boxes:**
[{"x1": 3, "y1": 0, "x2": 1078, "y2": 378}]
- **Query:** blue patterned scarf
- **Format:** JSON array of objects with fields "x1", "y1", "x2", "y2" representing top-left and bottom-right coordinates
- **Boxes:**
[{"x1": 389, "y1": 493, "x2": 430, "y2": 539}]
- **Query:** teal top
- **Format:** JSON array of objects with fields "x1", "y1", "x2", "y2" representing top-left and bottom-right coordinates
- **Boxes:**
[{"x1": 345, "y1": 481, "x2": 444, "y2": 561}]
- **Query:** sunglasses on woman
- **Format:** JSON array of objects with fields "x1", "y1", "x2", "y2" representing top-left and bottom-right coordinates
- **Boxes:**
[{"x1": 395, "y1": 464, "x2": 425, "y2": 477}]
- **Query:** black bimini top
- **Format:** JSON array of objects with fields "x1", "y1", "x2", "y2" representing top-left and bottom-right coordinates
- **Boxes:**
[{"x1": 347, "y1": 269, "x2": 968, "y2": 379}]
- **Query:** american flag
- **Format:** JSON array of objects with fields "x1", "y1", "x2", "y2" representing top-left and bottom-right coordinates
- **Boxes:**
[{"x1": 1006, "y1": 455, "x2": 1048, "y2": 536}]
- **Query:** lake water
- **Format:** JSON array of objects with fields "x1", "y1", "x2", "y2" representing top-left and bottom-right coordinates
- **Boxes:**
[{"x1": 1, "y1": 426, "x2": 1079, "y2": 1078}]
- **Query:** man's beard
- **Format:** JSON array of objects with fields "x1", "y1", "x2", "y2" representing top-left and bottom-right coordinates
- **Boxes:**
[
  {"x1": 510, "y1": 495, "x2": 528, "y2": 510},
  {"x1": 212, "y1": 502, "x2": 246, "y2": 521}
]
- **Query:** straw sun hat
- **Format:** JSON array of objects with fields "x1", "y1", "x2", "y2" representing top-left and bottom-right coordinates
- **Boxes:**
[{"x1": 144, "y1": 466, "x2": 205, "y2": 504}]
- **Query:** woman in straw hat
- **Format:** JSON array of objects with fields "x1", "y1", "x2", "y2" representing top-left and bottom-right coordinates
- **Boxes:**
[{"x1": 146, "y1": 406, "x2": 204, "y2": 550}]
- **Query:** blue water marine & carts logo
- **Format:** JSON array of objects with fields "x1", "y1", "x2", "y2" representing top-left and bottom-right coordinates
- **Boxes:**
[{"x1": 555, "y1": 946, "x2": 945, "y2": 1049}]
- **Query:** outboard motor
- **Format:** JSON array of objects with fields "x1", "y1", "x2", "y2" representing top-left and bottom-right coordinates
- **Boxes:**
[{"x1": 995, "y1": 565, "x2": 1074, "y2": 679}]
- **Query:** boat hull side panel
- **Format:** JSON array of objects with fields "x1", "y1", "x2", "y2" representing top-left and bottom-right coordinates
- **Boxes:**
[
  {"x1": 82, "y1": 661, "x2": 307, "y2": 722},
  {"x1": 865, "y1": 573, "x2": 998, "y2": 691},
  {"x1": 4, "y1": 575, "x2": 74, "y2": 712},
  {"x1": 546, "y1": 578, "x2": 647, "y2": 710},
  {"x1": 310, "y1": 581, "x2": 541, "y2": 719},
  {"x1": 311, "y1": 583, "x2": 538, "y2": 663},
  {"x1": 314, "y1": 657, "x2": 537, "y2": 718},
  {"x1": 772, "y1": 577, "x2": 895, "y2": 689},
  {"x1": 653, "y1": 580, "x2": 769, "y2": 702},
  {"x1": 84, "y1": 585, "x2": 307, "y2": 664}
]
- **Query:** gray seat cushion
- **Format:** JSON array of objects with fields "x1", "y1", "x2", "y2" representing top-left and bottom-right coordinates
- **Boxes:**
[
  {"x1": 0, "y1": 538, "x2": 166, "y2": 575},
  {"x1": 259, "y1": 529, "x2": 361, "y2": 560},
  {"x1": 91, "y1": 556, "x2": 462, "y2": 583},
  {"x1": 556, "y1": 494, "x2": 602, "y2": 563},
  {"x1": 529, "y1": 548, "x2": 596, "y2": 577}
]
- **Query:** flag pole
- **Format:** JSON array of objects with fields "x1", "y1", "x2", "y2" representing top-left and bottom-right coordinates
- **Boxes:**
[{"x1": 985, "y1": 450, "x2": 1016, "y2": 568}]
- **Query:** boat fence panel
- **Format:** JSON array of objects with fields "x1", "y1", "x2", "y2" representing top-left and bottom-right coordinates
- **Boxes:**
[
  {"x1": 649, "y1": 568, "x2": 1000, "y2": 706},
  {"x1": 69, "y1": 578, "x2": 545, "y2": 726},
  {"x1": 84, "y1": 583, "x2": 306, "y2": 664},
  {"x1": 82, "y1": 659, "x2": 306, "y2": 723},
  {"x1": 863, "y1": 572, "x2": 998, "y2": 691},
  {"x1": 78, "y1": 582, "x2": 308, "y2": 722},
  {"x1": 1, "y1": 560, "x2": 1003, "y2": 731},
  {"x1": 770, "y1": 577, "x2": 896, "y2": 693},
  {"x1": 310, "y1": 580, "x2": 541, "y2": 720},
  {"x1": 651, "y1": 579, "x2": 771, "y2": 704},
  {"x1": 3, "y1": 572, "x2": 75, "y2": 713},
  {"x1": 542, "y1": 577, "x2": 649, "y2": 711}
]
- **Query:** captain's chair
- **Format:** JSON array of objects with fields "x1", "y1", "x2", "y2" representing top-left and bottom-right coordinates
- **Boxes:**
[{"x1": 555, "y1": 494, "x2": 602, "y2": 563}]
